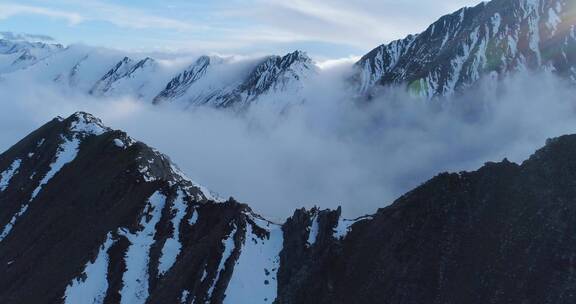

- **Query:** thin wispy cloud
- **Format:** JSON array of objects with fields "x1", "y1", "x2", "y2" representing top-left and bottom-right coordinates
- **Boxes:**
[
  {"x1": 1, "y1": 0, "x2": 483, "y2": 58},
  {"x1": 248, "y1": 0, "x2": 485, "y2": 48},
  {"x1": 0, "y1": 1, "x2": 200, "y2": 31},
  {"x1": 67, "y1": 1, "x2": 201, "y2": 31},
  {"x1": 0, "y1": 3, "x2": 84, "y2": 26}
]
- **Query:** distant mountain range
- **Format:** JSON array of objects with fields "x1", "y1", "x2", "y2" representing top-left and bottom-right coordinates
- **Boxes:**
[
  {"x1": 2, "y1": 0, "x2": 575, "y2": 108},
  {"x1": 0, "y1": 37, "x2": 315, "y2": 110}
]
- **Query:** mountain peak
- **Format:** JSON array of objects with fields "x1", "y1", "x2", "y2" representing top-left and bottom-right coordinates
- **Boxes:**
[
  {"x1": 0, "y1": 113, "x2": 278, "y2": 303},
  {"x1": 283, "y1": 50, "x2": 312, "y2": 63},
  {"x1": 353, "y1": 0, "x2": 575, "y2": 98},
  {"x1": 152, "y1": 55, "x2": 215, "y2": 104},
  {"x1": 64, "y1": 111, "x2": 110, "y2": 135}
]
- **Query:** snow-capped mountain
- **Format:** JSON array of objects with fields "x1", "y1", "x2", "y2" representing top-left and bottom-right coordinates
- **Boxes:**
[
  {"x1": 353, "y1": 0, "x2": 576, "y2": 97},
  {"x1": 89, "y1": 56, "x2": 159, "y2": 99},
  {"x1": 0, "y1": 34, "x2": 64, "y2": 74},
  {"x1": 153, "y1": 51, "x2": 315, "y2": 108},
  {"x1": 152, "y1": 55, "x2": 214, "y2": 104},
  {"x1": 4, "y1": 0, "x2": 576, "y2": 107},
  {"x1": 4, "y1": 112, "x2": 576, "y2": 303},
  {"x1": 0, "y1": 32, "x2": 315, "y2": 109}
]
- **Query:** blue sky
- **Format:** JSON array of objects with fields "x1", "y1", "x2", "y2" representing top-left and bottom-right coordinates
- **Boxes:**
[{"x1": 0, "y1": 0, "x2": 482, "y2": 59}]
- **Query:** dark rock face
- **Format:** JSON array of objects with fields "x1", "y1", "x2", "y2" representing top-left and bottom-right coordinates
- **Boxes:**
[
  {"x1": 4, "y1": 112, "x2": 576, "y2": 304},
  {"x1": 276, "y1": 207, "x2": 344, "y2": 304},
  {"x1": 354, "y1": 0, "x2": 576, "y2": 98},
  {"x1": 276, "y1": 136, "x2": 576, "y2": 304},
  {"x1": 0, "y1": 113, "x2": 280, "y2": 304}
]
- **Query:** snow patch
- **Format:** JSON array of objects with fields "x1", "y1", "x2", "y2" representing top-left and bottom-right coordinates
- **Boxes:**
[
  {"x1": 138, "y1": 165, "x2": 157, "y2": 182},
  {"x1": 180, "y1": 290, "x2": 190, "y2": 304},
  {"x1": 306, "y1": 214, "x2": 320, "y2": 246},
  {"x1": 333, "y1": 218, "x2": 354, "y2": 239},
  {"x1": 113, "y1": 138, "x2": 125, "y2": 148},
  {"x1": 0, "y1": 159, "x2": 21, "y2": 192},
  {"x1": 64, "y1": 233, "x2": 115, "y2": 304},
  {"x1": 119, "y1": 191, "x2": 167, "y2": 304},
  {"x1": 0, "y1": 136, "x2": 80, "y2": 242},
  {"x1": 70, "y1": 114, "x2": 107, "y2": 136},
  {"x1": 158, "y1": 190, "x2": 187, "y2": 276},
  {"x1": 188, "y1": 209, "x2": 199, "y2": 226},
  {"x1": 224, "y1": 220, "x2": 283, "y2": 304},
  {"x1": 0, "y1": 204, "x2": 28, "y2": 242},
  {"x1": 31, "y1": 136, "x2": 80, "y2": 200},
  {"x1": 334, "y1": 215, "x2": 374, "y2": 239},
  {"x1": 207, "y1": 225, "x2": 237, "y2": 301},
  {"x1": 547, "y1": 7, "x2": 562, "y2": 34}
]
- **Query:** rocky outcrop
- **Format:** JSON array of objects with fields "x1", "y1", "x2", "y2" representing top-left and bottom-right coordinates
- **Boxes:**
[{"x1": 274, "y1": 135, "x2": 576, "y2": 304}]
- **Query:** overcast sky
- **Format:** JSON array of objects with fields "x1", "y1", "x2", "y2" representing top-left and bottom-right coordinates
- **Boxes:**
[{"x1": 0, "y1": 0, "x2": 483, "y2": 59}]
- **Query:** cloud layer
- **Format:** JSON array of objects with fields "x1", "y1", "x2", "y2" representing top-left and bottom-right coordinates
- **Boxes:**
[{"x1": 0, "y1": 66, "x2": 575, "y2": 221}]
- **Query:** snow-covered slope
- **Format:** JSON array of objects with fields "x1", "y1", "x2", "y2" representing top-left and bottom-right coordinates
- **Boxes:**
[
  {"x1": 153, "y1": 51, "x2": 315, "y2": 109},
  {"x1": 0, "y1": 35, "x2": 64, "y2": 74},
  {"x1": 89, "y1": 56, "x2": 165, "y2": 100},
  {"x1": 353, "y1": 0, "x2": 576, "y2": 97},
  {"x1": 3, "y1": 0, "x2": 576, "y2": 105},
  {"x1": 3, "y1": 44, "x2": 177, "y2": 100}
]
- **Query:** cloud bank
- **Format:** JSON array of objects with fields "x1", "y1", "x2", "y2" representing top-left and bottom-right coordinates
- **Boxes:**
[{"x1": 0, "y1": 67, "x2": 575, "y2": 220}]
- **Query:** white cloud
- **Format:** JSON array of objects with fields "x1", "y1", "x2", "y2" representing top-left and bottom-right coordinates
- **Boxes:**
[
  {"x1": 0, "y1": 4, "x2": 84, "y2": 25},
  {"x1": 1, "y1": 0, "x2": 485, "y2": 57},
  {"x1": 0, "y1": 1, "x2": 200, "y2": 32},
  {"x1": 0, "y1": 67, "x2": 575, "y2": 220},
  {"x1": 73, "y1": 1, "x2": 200, "y2": 31},
  {"x1": 316, "y1": 56, "x2": 361, "y2": 69},
  {"x1": 245, "y1": 0, "x2": 484, "y2": 48}
]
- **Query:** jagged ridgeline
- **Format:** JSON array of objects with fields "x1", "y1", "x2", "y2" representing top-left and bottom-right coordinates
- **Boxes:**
[
  {"x1": 353, "y1": 0, "x2": 576, "y2": 98},
  {"x1": 3, "y1": 113, "x2": 576, "y2": 303},
  {"x1": 0, "y1": 35, "x2": 316, "y2": 109}
]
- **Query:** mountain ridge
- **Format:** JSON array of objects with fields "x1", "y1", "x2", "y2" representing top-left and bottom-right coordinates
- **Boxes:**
[
  {"x1": 0, "y1": 38, "x2": 315, "y2": 110},
  {"x1": 353, "y1": 0, "x2": 576, "y2": 98},
  {"x1": 3, "y1": 111, "x2": 576, "y2": 303},
  {"x1": 3, "y1": 0, "x2": 576, "y2": 106}
]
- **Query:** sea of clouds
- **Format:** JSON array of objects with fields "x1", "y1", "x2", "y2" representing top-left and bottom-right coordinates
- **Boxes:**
[{"x1": 1, "y1": 64, "x2": 575, "y2": 220}]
